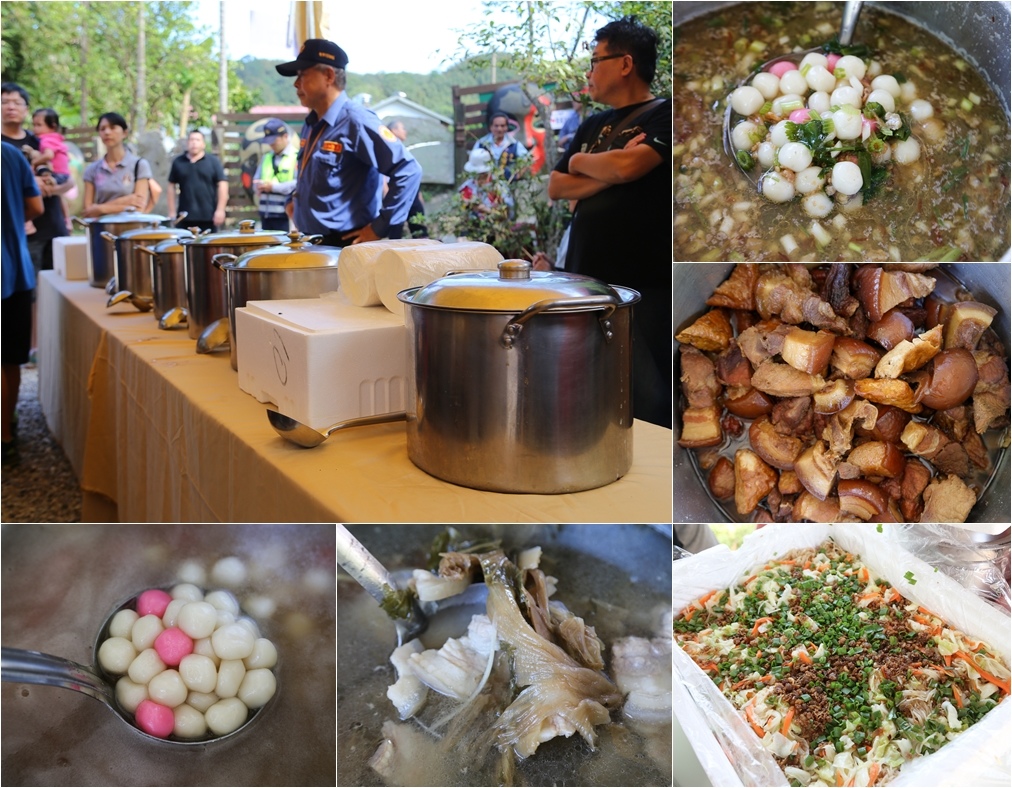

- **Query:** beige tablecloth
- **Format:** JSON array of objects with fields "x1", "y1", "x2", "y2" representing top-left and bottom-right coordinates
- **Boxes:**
[{"x1": 37, "y1": 271, "x2": 674, "y2": 523}]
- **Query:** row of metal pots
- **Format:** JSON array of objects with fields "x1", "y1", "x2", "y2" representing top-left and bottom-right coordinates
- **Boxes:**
[{"x1": 70, "y1": 210, "x2": 641, "y2": 494}]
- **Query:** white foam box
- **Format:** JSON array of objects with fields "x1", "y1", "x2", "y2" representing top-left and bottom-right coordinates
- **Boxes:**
[
  {"x1": 53, "y1": 235, "x2": 88, "y2": 280},
  {"x1": 235, "y1": 293, "x2": 408, "y2": 431}
]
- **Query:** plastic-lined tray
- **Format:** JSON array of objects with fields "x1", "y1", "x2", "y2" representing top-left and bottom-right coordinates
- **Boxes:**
[{"x1": 672, "y1": 523, "x2": 1011, "y2": 787}]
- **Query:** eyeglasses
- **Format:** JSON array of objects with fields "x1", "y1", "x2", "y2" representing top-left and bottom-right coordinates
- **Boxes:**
[
  {"x1": 2, "y1": 98, "x2": 28, "y2": 108},
  {"x1": 588, "y1": 53, "x2": 628, "y2": 70}
]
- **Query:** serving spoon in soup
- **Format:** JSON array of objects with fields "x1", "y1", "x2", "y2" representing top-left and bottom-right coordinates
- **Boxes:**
[{"x1": 724, "y1": 0, "x2": 864, "y2": 187}]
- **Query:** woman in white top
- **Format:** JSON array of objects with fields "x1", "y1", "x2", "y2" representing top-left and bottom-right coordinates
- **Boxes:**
[{"x1": 81, "y1": 112, "x2": 152, "y2": 217}]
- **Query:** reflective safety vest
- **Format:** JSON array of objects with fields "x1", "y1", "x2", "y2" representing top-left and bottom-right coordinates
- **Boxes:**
[{"x1": 258, "y1": 149, "x2": 297, "y2": 217}]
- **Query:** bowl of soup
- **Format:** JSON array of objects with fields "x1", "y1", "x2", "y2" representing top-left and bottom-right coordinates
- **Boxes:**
[{"x1": 674, "y1": 1, "x2": 1011, "y2": 262}]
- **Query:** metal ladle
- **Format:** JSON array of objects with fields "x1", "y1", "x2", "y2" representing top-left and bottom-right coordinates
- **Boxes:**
[
  {"x1": 267, "y1": 409, "x2": 407, "y2": 448},
  {"x1": 337, "y1": 526, "x2": 489, "y2": 648},
  {"x1": 1, "y1": 590, "x2": 276, "y2": 746},
  {"x1": 725, "y1": 0, "x2": 864, "y2": 186}
]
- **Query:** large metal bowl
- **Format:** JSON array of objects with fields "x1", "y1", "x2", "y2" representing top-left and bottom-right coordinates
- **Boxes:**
[
  {"x1": 674, "y1": 1, "x2": 1012, "y2": 262},
  {"x1": 1, "y1": 524, "x2": 335, "y2": 786},
  {"x1": 673, "y1": 264, "x2": 1012, "y2": 523}
]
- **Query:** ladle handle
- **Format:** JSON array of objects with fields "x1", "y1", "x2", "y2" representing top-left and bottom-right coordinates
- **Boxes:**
[
  {"x1": 1, "y1": 646, "x2": 114, "y2": 706},
  {"x1": 840, "y1": 0, "x2": 863, "y2": 46},
  {"x1": 335, "y1": 525, "x2": 398, "y2": 606}
]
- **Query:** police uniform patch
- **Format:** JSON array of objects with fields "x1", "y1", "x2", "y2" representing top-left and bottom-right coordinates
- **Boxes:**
[
  {"x1": 379, "y1": 125, "x2": 398, "y2": 143},
  {"x1": 321, "y1": 140, "x2": 343, "y2": 153}
]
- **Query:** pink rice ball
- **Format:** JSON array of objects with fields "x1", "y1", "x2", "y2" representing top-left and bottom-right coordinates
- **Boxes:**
[
  {"x1": 789, "y1": 109, "x2": 815, "y2": 123},
  {"x1": 827, "y1": 53, "x2": 842, "y2": 71},
  {"x1": 154, "y1": 627, "x2": 194, "y2": 667},
  {"x1": 136, "y1": 589, "x2": 172, "y2": 618},
  {"x1": 768, "y1": 61, "x2": 795, "y2": 78},
  {"x1": 135, "y1": 699, "x2": 175, "y2": 739}
]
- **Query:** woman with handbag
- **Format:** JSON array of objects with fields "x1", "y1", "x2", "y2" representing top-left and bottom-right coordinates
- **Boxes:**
[{"x1": 81, "y1": 112, "x2": 154, "y2": 217}]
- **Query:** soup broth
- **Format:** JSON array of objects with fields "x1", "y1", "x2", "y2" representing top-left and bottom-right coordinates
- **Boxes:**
[{"x1": 674, "y1": 2, "x2": 1011, "y2": 262}]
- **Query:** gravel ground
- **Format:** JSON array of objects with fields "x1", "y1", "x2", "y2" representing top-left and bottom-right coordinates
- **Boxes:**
[{"x1": 1, "y1": 364, "x2": 82, "y2": 523}]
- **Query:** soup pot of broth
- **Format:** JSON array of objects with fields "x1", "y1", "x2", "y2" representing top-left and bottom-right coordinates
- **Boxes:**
[
  {"x1": 336, "y1": 523, "x2": 672, "y2": 787},
  {"x1": 674, "y1": 1, "x2": 1011, "y2": 262},
  {"x1": 0, "y1": 523, "x2": 335, "y2": 785},
  {"x1": 673, "y1": 263, "x2": 1011, "y2": 523}
]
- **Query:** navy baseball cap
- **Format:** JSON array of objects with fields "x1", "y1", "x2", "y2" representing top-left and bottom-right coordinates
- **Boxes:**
[
  {"x1": 261, "y1": 119, "x2": 288, "y2": 143},
  {"x1": 276, "y1": 39, "x2": 349, "y2": 76}
]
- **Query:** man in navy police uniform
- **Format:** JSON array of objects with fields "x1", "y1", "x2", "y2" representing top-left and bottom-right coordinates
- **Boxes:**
[{"x1": 276, "y1": 39, "x2": 422, "y2": 247}]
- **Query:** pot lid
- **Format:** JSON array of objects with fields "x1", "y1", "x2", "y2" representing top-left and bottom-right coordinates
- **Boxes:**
[
  {"x1": 183, "y1": 219, "x2": 287, "y2": 247},
  {"x1": 223, "y1": 232, "x2": 341, "y2": 269},
  {"x1": 87, "y1": 211, "x2": 168, "y2": 225},
  {"x1": 115, "y1": 223, "x2": 194, "y2": 241},
  {"x1": 402, "y1": 259, "x2": 620, "y2": 311}
]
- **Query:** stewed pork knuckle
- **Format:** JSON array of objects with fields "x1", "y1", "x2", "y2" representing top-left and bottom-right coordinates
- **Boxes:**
[{"x1": 676, "y1": 263, "x2": 1009, "y2": 523}]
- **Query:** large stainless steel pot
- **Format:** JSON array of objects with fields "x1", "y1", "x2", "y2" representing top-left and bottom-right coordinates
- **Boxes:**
[
  {"x1": 104, "y1": 223, "x2": 195, "y2": 312},
  {"x1": 337, "y1": 523, "x2": 672, "y2": 787},
  {"x1": 397, "y1": 260, "x2": 639, "y2": 493},
  {"x1": 71, "y1": 210, "x2": 168, "y2": 288},
  {"x1": 180, "y1": 221, "x2": 285, "y2": 342},
  {"x1": 205, "y1": 233, "x2": 341, "y2": 370},
  {"x1": 675, "y1": 0, "x2": 1012, "y2": 262},
  {"x1": 137, "y1": 230, "x2": 203, "y2": 328},
  {"x1": 1, "y1": 523, "x2": 335, "y2": 786},
  {"x1": 673, "y1": 264, "x2": 1011, "y2": 523}
]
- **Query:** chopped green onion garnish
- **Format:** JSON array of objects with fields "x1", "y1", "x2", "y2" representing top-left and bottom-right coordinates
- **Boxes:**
[
  {"x1": 969, "y1": 91, "x2": 981, "y2": 105},
  {"x1": 800, "y1": 62, "x2": 812, "y2": 77},
  {"x1": 848, "y1": 242, "x2": 863, "y2": 253},
  {"x1": 963, "y1": 194, "x2": 970, "y2": 221},
  {"x1": 960, "y1": 97, "x2": 974, "y2": 112},
  {"x1": 749, "y1": 40, "x2": 767, "y2": 53},
  {"x1": 834, "y1": 67, "x2": 846, "y2": 79},
  {"x1": 781, "y1": 99, "x2": 804, "y2": 112},
  {"x1": 759, "y1": 101, "x2": 773, "y2": 115},
  {"x1": 736, "y1": 149, "x2": 755, "y2": 171}
]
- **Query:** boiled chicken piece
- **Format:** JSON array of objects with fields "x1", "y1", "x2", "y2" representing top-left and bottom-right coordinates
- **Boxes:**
[
  {"x1": 386, "y1": 640, "x2": 428, "y2": 720},
  {"x1": 407, "y1": 614, "x2": 498, "y2": 700},
  {"x1": 611, "y1": 637, "x2": 672, "y2": 725}
]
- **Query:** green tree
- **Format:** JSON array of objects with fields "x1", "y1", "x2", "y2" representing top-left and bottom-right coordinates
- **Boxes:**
[{"x1": 1, "y1": 1, "x2": 256, "y2": 131}]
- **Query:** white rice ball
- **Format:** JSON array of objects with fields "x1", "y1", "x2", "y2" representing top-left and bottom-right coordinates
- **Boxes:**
[
  {"x1": 778, "y1": 142, "x2": 813, "y2": 173},
  {"x1": 871, "y1": 75, "x2": 901, "y2": 99},
  {"x1": 893, "y1": 137, "x2": 921, "y2": 164},
  {"x1": 805, "y1": 65, "x2": 836, "y2": 94},
  {"x1": 832, "y1": 161, "x2": 863, "y2": 195},
  {"x1": 762, "y1": 171, "x2": 796, "y2": 203},
  {"x1": 751, "y1": 72, "x2": 781, "y2": 100},
  {"x1": 909, "y1": 100, "x2": 934, "y2": 122},
  {"x1": 836, "y1": 55, "x2": 867, "y2": 80},
  {"x1": 731, "y1": 121, "x2": 759, "y2": 151},
  {"x1": 795, "y1": 166, "x2": 826, "y2": 194},
  {"x1": 730, "y1": 85, "x2": 765, "y2": 116},
  {"x1": 866, "y1": 89, "x2": 896, "y2": 114},
  {"x1": 779, "y1": 70, "x2": 809, "y2": 96},
  {"x1": 802, "y1": 192, "x2": 834, "y2": 218}
]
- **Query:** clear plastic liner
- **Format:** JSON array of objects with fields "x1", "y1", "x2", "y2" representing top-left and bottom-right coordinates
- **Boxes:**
[{"x1": 673, "y1": 524, "x2": 1012, "y2": 788}]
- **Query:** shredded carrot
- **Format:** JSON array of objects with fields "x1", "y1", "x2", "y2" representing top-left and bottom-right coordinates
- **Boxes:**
[
  {"x1": 781, "y1": 706, "x2": 795, "y2": 735},
  {"x1": 860, "y1": 566, "x2": 870, "y2": 583},
  {"x1": 741, "y1": 574, "x2": 757, "y2": 587},
  {"x1": 835, "y1": 769, "x2": 844, "y2": 787},
  {"x1": 701, "y1": 662, "x2": 720, "y2": 673},
  {"x1": 751, "y1": 616, "x2": 774, "y2": 637},
  {"x1": 954, "y1": 651, "x2": 1011, "y2": 694},
  {"x1": 744, "y1": 700, "x2": 765, "y2": 738},
  {"x1": 846, "y1": 777, "x2": 855, "y2": 787},
  {"x1": 803, "y1": 559, "x2": 812, "y2": 570},
  {"x1": 943, "y1": 653, "x2": 952, "y2": 667},
  {"x1": 953, "y1": 683, "x2": 964, "y2": 708},
  {"x1": 698, "y1": 589, "x2": 717, "y2": 607},
  {"x1": 798, "y1": 649, "x2": 813, "y2": 665},
  {"x1": 818, "y1": 563, "x2": 830, "y2": 572},
  {"x1": 868, "y1": 762, "x2": 881, "y2": 786},
  {"x1": 856, "y1": 591, "x2": 882, "y2": 601},
  {"x1": 884, "y1": 587, "x2": 901, "y2": 604},
  {"x1": 917, "y1": 605, "x2": 939, "y2": 619},
  {"x1": 684, "y1": 607, "x2": 696, "y2": 622}
]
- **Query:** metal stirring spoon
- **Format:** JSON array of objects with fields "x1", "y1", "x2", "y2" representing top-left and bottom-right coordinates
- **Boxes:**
[
  {"x1": 724, "y1": 0, "x2": 864, "y2": 186},
  {"x1": 1, "y1": 590, "x2": 277, "y2": 746},
  {"x1": 267, "y1": 409, "x2": 406, "y2": 448}
]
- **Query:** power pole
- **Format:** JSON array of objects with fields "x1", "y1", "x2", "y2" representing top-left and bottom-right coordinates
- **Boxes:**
[
  {"x1": 136, "y1": 2, "x2": 147, "y2": 133},
  {"x1": 219, "y1": 1, "x2": 228, "y2": 115}
]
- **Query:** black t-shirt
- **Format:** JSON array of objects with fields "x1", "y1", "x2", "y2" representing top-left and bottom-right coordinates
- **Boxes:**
[
  {"x1": 168, "y1": 153, "x2": 226, "y2": 221},
  {"x1": 2, "y1": 130, "x2": 67, "y2": 242},
  {"x1": 554, "y1": 99, "x2": 671, "y2": 290}
]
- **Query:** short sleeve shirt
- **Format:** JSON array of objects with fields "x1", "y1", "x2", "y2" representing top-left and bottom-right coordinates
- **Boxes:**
[
  {"x1": 1, "y1": 130, "x2": 67, "y2": 243},
  {"x1": 293, "y1": 93, "x2": 422, "y2": 237},
  {"x1": 83, "y1": 150, "x2": 152, "y2": 205},
  {"x1": 2, "y1": 141, "x2": 41, "y2": 297},
  {"x1": 168, "y1": 153, "x2": 226, "y2": 221}
]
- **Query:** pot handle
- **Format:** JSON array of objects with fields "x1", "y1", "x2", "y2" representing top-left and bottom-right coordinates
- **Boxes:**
[
  {"x1": 212, "y1": 253, "x2": 238, "y2": 270},
  {"x1": 501, "y1": 294, "x2": 619, "y2": 348},
  {"x1": 137, "y1": 245, "x2": 158, "y2": 257},
  {"x1": 172, "y1": 211, "x2": 189, "y2": 226},
  {"x1": 71, "y1": 216, "x2": 89, "y2": 229},
  {"x1": 100, "y1": 230, "x2": 118, "y2": 243}
]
